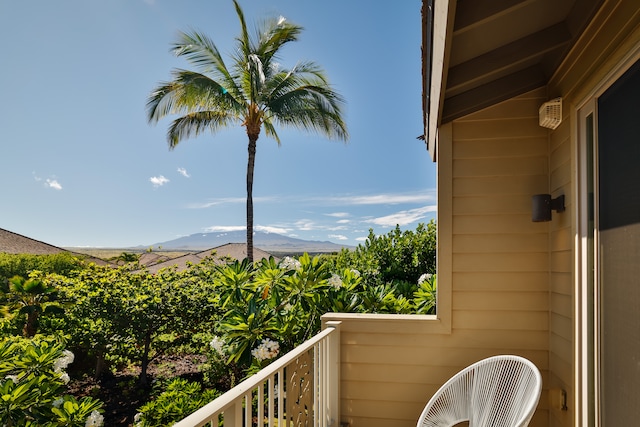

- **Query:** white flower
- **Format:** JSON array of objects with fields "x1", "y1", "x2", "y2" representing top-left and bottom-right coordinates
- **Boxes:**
[
  {"x1": 209, "y1": 336, "x2": 225, "y2": 356},
  {"x1": 85, "y1": 410, "x2": 104, "y2": 427},
  {"x1": 328, "y1": 273, "x2": 342, "y2": 289},
  {"x1": 52, "y1": 398, "x2": 64, "y2": 408},
  {"x1": 350, "y1": 269, "x2": 361, "y2": 277},
  {"x1": 59, "y1": 372, "x2": 70, "y2": 384},
  {"x1": 418, "y1": 273, "x2": 432, "y2": 285},
  {"x1": 251, "y1": 338, "x2": 280, "y2": 361},
  {"x1": 4, "y1": 374, "x2": 19, "y2": 383},
  {"x1": 54, "y1": 350, "x2": 75, "y2": 373},
  {"x1": 134, "y1": 413, "x2": 142, "y2": 423},
  {"x1": 279, "y1": 256, "x2": 301, "y2": 270}
]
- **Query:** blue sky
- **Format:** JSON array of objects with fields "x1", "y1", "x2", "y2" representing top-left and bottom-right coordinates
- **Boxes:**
[{"x1": 0, "y1": 0, "x2": 436, "y2": 248}]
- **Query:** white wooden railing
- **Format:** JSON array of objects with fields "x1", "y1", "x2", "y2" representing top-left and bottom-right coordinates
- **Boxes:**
[{"x1": 174, "y1": 321, "x2": 341, "y2": 427}]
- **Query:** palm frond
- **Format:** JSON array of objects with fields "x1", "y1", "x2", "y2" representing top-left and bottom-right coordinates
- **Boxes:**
[
  {"x1": 234, "y1": 0, "x2": 251, "y2": 59},
  {"x1": 256, "y1": 17, "x2": 302, "y2": 63},
  {"x1": 147, "y1": 70, "x2": 244, "y2": 124},
  {"x1": 172, "y1": 30, "x2": 241, "y2": 99},
  {"x1": 167, "y1": 111, "x2": 236, "y2": 149},
  {"x1": 262, "y1": 119, "x2": 281, "y2": 145},
  {"x1": 266, "y1": 76, "x2": 348, "y2": 141}
]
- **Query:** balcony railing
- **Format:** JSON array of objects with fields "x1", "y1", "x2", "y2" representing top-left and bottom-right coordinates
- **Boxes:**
[{"x1": 173, "y1": 321, "x2": 341, "y2": 427}]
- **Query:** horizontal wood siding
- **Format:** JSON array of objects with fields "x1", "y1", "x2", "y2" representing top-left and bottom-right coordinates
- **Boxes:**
[
  {"x1": 321, "y1": 89, "x2": 551, "y2": 427},
  {"x1": 547, "y1": 2, "x2": 640, "y2": 426},
  {"x1": 323, "y1": 314, "x2": 549, "y2": 427}
]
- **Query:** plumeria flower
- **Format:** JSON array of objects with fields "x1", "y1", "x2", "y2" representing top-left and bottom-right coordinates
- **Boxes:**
[
  {"x1": 4, "y1": 374, "x2": 19, "y2": 383},
  {"x1": 251, "y1": 338, "x2": 280, "y2": 361},
  {"x1": 209, "y1": 336, "x2": 225, "y2": 356},
  {"x1": 59, "y1": 372, "x2": 70, "y2": 384},
  {"x1": 328, "y1": 273, "x2": 342, "y2": 289},
  {"x1": 279, "y1": 256, "x2": 301, "y2": 270},
  {"x1": 54, "y1": 350, "x2": 75, "y2": 373},
  {"x1": 418, "y1": 273, "x2": 432, "y2": 285},
  {"x1": 85, "y1": 410, "x2": 104, "y2": 427}
]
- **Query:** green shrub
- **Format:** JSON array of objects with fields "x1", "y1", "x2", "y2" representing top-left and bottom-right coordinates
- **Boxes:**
[
  {"x1": 134, "y1": 378, "x2": 220, "y2": 427},
  {"x1": 332, "y1": 221, "x2": 436, "y2": 287},
  {"x1": 0, "y1": 253, "x2": 87, "y2": 283},
  {"x1": 0, "y1": 335, "x2": 104, "y2": 426}
]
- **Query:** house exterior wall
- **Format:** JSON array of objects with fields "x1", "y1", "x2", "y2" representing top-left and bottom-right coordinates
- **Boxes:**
[
  {"x1": 546, "y1": 2, "x2": 640, "y2": 427},
  {"x1": 322, "y1": 4, "x2": 640, "y2": 427},
  {"x1": 322, "y1": 88, "x2": 552, "y2": 427}
]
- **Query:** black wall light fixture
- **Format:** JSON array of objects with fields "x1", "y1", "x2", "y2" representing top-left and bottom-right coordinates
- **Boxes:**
[{"x1": 532, "y1": 194, "x2": 565, "y2": 222}]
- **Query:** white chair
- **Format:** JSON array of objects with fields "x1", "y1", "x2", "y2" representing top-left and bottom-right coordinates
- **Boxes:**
[{"x1": 417, "y1": 355, "x2": 542, "y2": 427}]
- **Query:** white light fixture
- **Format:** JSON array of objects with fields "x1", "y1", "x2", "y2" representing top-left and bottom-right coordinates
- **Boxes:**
[{"x1": 539, "y1": 97, "x2": 562, "y2": 130}]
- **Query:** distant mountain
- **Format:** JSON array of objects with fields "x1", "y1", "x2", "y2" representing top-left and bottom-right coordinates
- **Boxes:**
[{"x1": 149, "y1": 231, "x2": 353, "y2": 253}]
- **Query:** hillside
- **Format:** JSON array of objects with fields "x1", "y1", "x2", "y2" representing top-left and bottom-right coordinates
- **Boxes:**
[{"x1": 148, "y1": 230, "x2": 352, "y2": 254}]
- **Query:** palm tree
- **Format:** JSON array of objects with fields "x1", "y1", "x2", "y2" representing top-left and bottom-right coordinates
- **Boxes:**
[
  {"x1": 147, "y1": 1, "x2": 348, "y2": 263},
  {"x1": 1, "y1": 275, "x2": 61, "y2": 337}
]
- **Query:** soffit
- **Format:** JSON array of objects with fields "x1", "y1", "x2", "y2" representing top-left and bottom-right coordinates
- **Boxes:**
[{"x1": 436, "y1": 0, "x2": 604, "y2": 124}]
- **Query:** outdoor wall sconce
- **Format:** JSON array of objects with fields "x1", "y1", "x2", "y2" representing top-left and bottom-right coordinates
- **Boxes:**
[{"x1": 532, "y1": 194, "x2": 565, "y2": 222}]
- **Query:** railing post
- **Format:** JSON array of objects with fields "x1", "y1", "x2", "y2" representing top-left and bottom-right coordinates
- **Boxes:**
[{"x1": 325, "y1": 321, "x2": 341, "y2": 427}]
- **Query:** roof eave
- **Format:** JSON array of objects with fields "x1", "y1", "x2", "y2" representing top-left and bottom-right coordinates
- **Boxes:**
[{"x1": 424, "y1": 0, "x2": 456, "y2": 161}]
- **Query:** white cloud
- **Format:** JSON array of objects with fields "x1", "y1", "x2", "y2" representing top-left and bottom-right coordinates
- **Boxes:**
[
  {"x1": 366, "y1": 205, "x2": 437, "y2": 227},
  {"x1": 203, "y1": 224, "x2": 292, "y2": 235},
  {"x1": 186, "y1": 196, "x2": 276, "y2": 209},
  {"x1": 326, "y1": 212, "x2": 350, "y2": 218},
  {"x1": 149, "y1": 175, "x2": 169, "y2": 187},
  {"x1": 355, "y1": 236, "x2": 368, "y2": 242},
  {"x1": 293, "y1": 219, "x2": 319, "y2": 231},
  {"x1": 336, "y1": 219, "x2": 350, "y2": 224},
  {"x1": 328, "y1": 234, "x2": 348, "y2": 241},
  {"x1": 204, "y1": 225, "x2": 245, "y2": 233},
  {"x1": 177, "y1": 167, "x2": 190, "y2": 178},
  {"x1": 45, "y1": 179, "x2": 62, "y2": 190},
  {"x1": 256, "y1": 225, "x2": 291, "y2": 234},
  {"x1": 34, "y1": 173, "x2": 62, "y2": 190},
  {"x1": 322, "y1": 191, "x2": 436, "y2": 206}
]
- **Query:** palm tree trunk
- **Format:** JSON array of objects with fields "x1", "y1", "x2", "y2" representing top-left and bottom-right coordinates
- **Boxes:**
[
  {"x1": 24, "y1": 311, "x2": 38, "y2": 337},
  {"x1": 246, "y1": 137, "x2": 257, "y2": 264}
]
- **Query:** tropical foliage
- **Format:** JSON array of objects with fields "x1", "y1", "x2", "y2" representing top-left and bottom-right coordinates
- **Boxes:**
[
  {"x1": 0, "y1": 336, "x2": 103, "y2": 426},
  {"x1": 0, "y1": 222, "x2": 436, "y2": 426},
  {"x1": 0, "y1": 253, "x2": 85, "y2": 283},
  {"x1": 147, "y1": 0, "x2": 348, "y2": 262}
]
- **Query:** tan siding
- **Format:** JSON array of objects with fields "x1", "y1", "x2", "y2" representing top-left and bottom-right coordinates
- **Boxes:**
[
  {"x1": 546, "y1": 3, "x2": 640, "y2": 426},
  {"x1": 451, "y1": 117, "x2": 547, "y2": 141},
  {"x1": 454, "y1": 156, "x2": 548, "y2": 177},
  {"x1": 455, "y1": 137, "x2": 547, "y2": 159},
  {"x1": 321, "y1": 91, "x2": 551, "y2": 427},
  {"x1": 453, "y1": 271, "x2": 549, "y2": 291},
  {"x1": 313, "y1": 4, "x2": 640, "y2": 427},
  {"x1": 453, "y1": 291, "x2": 548, "y2": 311},
  {"x1": 453, "y1": 233, "x2": 548, "y2": 252},
  {"x1": 553, "y1": 0, "x2": 640, "y2": 102},
  {"x1": 453, "y1": 310, "x2": 549, "y2": 331},
  {"x1": 454, "y1": 175, "x2": 548, "y2": 196},
  {"x1": 324, "y1": 314, "x2": 549, "y2": 427},
  {"x1": 453, "y1": 214, "x2": 545, "y2": 234}
]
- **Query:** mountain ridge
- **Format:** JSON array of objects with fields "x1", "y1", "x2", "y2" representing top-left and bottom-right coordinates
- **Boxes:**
[{"x1": 147, "y1": 230, "x2": 353, "y2": 253}]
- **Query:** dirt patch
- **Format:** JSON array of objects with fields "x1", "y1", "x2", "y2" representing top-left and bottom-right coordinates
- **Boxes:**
[{"x1": 67, "y1": 354, "x2": 206, "y2": 426}]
